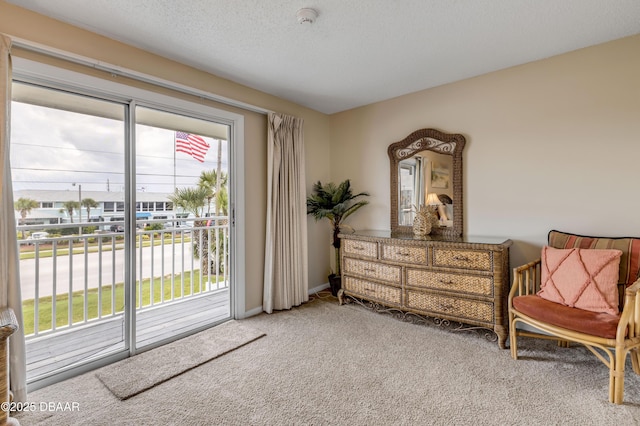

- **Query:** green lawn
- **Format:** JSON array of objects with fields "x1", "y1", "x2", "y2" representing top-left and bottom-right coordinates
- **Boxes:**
[
  {"x1": 22, "y1": 270, "x2": 223, "y2": 336},
  {"x1": 19, "y1": 234, "x2": 190, "y2": 260}
]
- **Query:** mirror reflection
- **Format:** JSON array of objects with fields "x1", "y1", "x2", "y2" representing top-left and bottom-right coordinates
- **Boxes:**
[
  {"x1": 399, "y1": 151, "x2": 453, "y2": 227},
  {"x1": 388, "y1": 128, "x2": 465, "y2": 237}
]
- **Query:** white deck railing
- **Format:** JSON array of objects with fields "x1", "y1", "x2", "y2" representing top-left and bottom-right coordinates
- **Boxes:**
[{"x1": 17, "y1": 217, "x2": 229, "y2": 338}]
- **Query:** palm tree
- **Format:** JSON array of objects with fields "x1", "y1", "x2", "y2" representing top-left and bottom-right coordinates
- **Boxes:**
[
  {"x1": 198, "y1": 170, "x2": 216, "y2": 217},
  {"x1": 218, "y1": 173, "x2": 229, "y2": 215},
  {"x1": 14, "y1": 197, "x2": 39, "y2": 225},
  {"x1": 216, "y1": 189, "x2": 229, "y2": 216},
  {"x1": 216, "y1": 139, "x2": 223, "y2": 215},
  {"x1": 198, "y1": 170, "x2": 228, "y2": 217},
  {"x1": 197, "y1": 170, "x2": 230, "y2": 275},
  {"x1": 168, "y1": 187, "x2": 211, "y2": 272},
  {"x1": 81, "y1": 198, "x2": 98, "y2": 221},
  {"x1": 14, "y1": 197, "x2": 39, "y2": 238},
  {"x1": 61, "y1": 201, "x2": 80, "y2": 224},
  {"x1": 306, "y1": 180, "x2": 369, "y2": 284},
  {"x1": 168, "y1": 187, "x2": 208, "y2": 218}
]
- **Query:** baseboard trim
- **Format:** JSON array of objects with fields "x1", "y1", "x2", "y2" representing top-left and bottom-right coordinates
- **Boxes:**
[
  {"x1": 309, "y1": 282, "x2": 330, "y2": 294},
  {"x1": 243, "y1": 305, "x2": 264, "y2": 318},
  {"x1": 241, "y1": 282, "x2": 330, "y2": 318}
]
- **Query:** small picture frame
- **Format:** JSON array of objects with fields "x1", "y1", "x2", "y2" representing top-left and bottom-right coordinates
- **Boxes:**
[{"x1": 431, "y1": 161, "x2": 449, "y2": 189}]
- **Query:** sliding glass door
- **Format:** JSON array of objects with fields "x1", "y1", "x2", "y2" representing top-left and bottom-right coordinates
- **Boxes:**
[
  {"x1": 10, "y1": 60, "x2": 240, "y2": 389},
  {"x1": 133, "y1": 106, "x2": 231, "y2": 350},
  {"x1": 11, "y1": 82, "x2": 129, "y2": 382}
]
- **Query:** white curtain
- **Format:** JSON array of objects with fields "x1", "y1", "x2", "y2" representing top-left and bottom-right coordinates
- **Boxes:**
[
  {"x1": 263, "y1": 113, "x2": 308, "y2": 313},
  {"x1": 0, "y1": 34, "x2": 27, "y2": 402}
]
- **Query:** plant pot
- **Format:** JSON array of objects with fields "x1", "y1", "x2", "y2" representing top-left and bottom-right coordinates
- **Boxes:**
[{"x1": 328, "y1": 273, "x2": 342, "y2": 297}]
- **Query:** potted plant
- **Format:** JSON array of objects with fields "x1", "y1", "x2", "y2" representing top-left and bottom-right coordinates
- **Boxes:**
[{"x1": 306, "y1": 180, "x2": 370, "y2": 296}]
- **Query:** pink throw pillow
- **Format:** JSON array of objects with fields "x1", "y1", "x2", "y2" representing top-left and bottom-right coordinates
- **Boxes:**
[{"x1": 538, "y1": 246, "x2": 622, "y2": 315}]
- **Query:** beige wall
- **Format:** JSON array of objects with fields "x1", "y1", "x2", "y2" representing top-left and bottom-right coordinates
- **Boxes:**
[
  {"x1": 0, "y1": 1, "x2": 332, "y2": 313},
  {"x1": 330, "y1": 34, "x2": 640, "y2": 268}
]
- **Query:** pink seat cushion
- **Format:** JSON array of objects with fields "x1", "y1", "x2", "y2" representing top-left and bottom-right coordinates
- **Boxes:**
[
  {"x1": 538, "y1": 246, "x2": 622, "y2": 315},
  {"x1": 513, "y1": 295, "x2": 621, "y2": 339}
]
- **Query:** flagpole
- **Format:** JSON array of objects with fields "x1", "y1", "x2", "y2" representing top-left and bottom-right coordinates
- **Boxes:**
[{"x1": 173, "y1": 132, "x2": 177, "y2": 191}]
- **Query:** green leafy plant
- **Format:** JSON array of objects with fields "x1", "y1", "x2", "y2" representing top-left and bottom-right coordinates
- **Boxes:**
[
  {"x1": 14, "y1": 197, "x2": 39, "y2": 238},
  {"x1": 306, "y1": 180, "x2": 369, "y2": 277}
]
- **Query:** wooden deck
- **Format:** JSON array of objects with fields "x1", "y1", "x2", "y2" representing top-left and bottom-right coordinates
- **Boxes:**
[{"x1": 26, "y1": 289, "x2": 230, "y2": 381}]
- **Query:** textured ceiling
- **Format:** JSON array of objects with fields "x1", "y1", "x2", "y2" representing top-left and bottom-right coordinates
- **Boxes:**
[{"x1": 7, "y1": 0, "x2": 640, "y2": 114}]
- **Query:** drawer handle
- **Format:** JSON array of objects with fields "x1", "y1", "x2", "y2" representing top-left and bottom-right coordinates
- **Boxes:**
[
  {"x1": 439, "y1": 303, "x2": 454, "y2": 312},
  {"x1": 439, "y1": 279, "x2": 454, "y2": 285},
  {"x1": 364, "y1": 287, "x2": 376, "y2": 293},
  {"x1": 353, "y1": 246, "x2": 365, "y2": 251},
  {"x1": 363, "y1": 268, "x2": 376, "y2": 272},
  {"x1": 453, "y1": 255, "x2": 470, "y2": 262},
  {"x1": 398, "y1": 252, "x2": 410, "y2": 257}
]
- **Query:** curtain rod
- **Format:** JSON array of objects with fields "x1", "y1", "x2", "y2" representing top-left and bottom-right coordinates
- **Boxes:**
[{"x1": 11, "y1": 37, "x2": 273, "y2": 115}]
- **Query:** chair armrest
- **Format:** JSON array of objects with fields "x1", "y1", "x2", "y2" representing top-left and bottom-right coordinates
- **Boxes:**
[
  {"x1": 0, "y1": 308, "x2": 18, "y2": 339},
  {"x1": 509, "y1": 259, "x2": 542, "y2": 307},
  {"x1": 617, "y1": 278, "x2": 640, "y2": 341}
]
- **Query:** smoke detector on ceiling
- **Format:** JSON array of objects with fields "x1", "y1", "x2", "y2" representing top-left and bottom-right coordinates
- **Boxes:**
[{"x1": 296, "y1": 8, "x2": 318, "y2": 24}]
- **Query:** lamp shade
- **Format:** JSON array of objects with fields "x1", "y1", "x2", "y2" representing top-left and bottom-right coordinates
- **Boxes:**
[{"x1": 426, "y1": 193, "x2": 441, "y2": 206}]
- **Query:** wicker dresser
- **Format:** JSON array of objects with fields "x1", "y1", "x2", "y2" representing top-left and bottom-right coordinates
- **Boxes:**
[{"x1": 338, "y1": 230, "x2": 512, "y2": 348}]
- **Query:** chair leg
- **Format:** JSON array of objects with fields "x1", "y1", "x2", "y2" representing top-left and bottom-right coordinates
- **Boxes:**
[
  {"x1": 0, "y1": 336, "x2": 20, "y2": 426},
  {"x1": 612, "y1": 349, "x2": 627, "y2": 404},
  {"x1": 609, "y1": 368, "x2": 616, "y2": 403},
  {"x1": 630, "y1": 348, "x2": 640, "y2": 375},
  {"x1": 509, "y1": 316, "x2": 518, "y2": 360}
]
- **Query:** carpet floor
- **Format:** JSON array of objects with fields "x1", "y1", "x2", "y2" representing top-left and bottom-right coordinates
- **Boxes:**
[{"x1": 15, "y1": 292, "x2": 640, "y2": 425}]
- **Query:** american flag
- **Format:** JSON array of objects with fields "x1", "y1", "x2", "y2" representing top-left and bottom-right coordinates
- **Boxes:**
[{"x1": 175, "y1": 131, "x2": 210, "y2": 162}]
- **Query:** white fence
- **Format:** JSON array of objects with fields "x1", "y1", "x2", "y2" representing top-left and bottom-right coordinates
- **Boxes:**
[{"x1": 17, "y1": 217, "x2": 229, "y2": 338}]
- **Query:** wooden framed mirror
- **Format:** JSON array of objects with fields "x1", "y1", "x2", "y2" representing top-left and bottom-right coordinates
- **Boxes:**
[{"x1": 388, "y1": 128, "x2": 465, "y2": 237}]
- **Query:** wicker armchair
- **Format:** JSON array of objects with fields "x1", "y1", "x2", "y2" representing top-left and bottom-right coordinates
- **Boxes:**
[
  {"x1": 0, "y1": 308, "x2": 19, "y2": 425},
  {"x1": 509, "y1": 258, "x2": 640, "y2": 404}
]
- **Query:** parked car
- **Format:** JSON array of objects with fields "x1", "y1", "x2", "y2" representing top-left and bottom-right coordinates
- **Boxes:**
[
  {"x1": 109, "y1": 216, "x2": 125, "y2": 232},
  {"x1": 109, "y1": 223, "x2": 143, "y2": 232},
  {"x1": 26, "y1": 231, "x2": 49, "y2": 244},
  {"x1": 110, "y1": 224, "x2": 125, "y2": 232},
  {"x1": 174, "y1": 224, "x2": 192, "y2": 234}
]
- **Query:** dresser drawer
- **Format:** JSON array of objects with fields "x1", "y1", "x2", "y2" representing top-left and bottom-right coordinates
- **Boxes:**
[
  {"x1": 406, "y1": 269, "x2": 493, "y2": 297},
  {"x1": 381, "y1": 244, "x2": 427, "y2": 265},
  {"x1": 405, "y1": 290, "x2": 494, "y2": 323},
  {"x1": 343, "y1": 258, "x2": 401, "y2": 284},
  {"x1": 343, "y1": 277, "x2": 402, "y2": 305},
  {"x1": 432, "y1": 248, "x2": 492, "y2": 271},
  {"x1": 342, "y1": 239, "x2": 378, "y2": 258}
]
